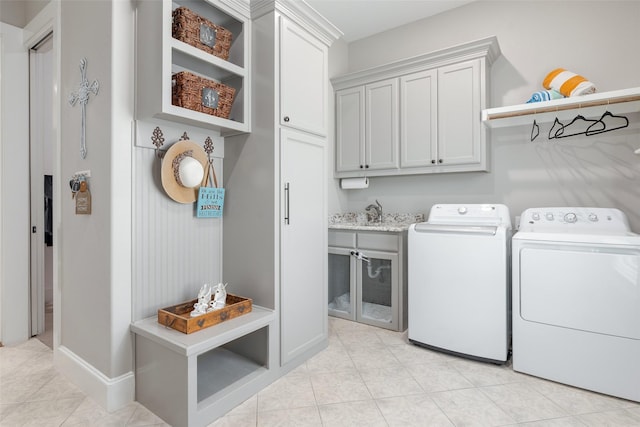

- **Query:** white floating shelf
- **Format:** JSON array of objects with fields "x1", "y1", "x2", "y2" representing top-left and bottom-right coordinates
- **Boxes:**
[{"x1": 482, "y1": 87, "x2": 640, "y2": 128}]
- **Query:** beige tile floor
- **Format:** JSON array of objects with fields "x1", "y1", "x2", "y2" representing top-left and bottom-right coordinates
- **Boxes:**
[{"x1": 3, "y1": 317, "x2": 640, "y2": 426}]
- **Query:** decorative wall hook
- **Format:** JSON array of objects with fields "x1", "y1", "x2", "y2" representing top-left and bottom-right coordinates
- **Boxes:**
[
  {"x1": 68, "y1": 58, "x2": 99, "y2": 159},
  {"x1": 204, "y1": 136, "x2": 214, "y2": 156},
  {"x1": 151, "y1": 126, "x2": 166, "y2": 159}
]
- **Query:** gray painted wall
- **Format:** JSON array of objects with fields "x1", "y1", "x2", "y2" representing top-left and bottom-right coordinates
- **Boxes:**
[
  {"x1": 328, "y1": 1, "x2": 640, "y2": 230},
  {"x1": 59, "y1": 0, "x2": 133, "y2": 378}
]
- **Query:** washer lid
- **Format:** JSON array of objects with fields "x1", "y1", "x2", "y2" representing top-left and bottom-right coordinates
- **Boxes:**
[{"x1": 427, "y1": 204, "x2": 511, "y2": 228}]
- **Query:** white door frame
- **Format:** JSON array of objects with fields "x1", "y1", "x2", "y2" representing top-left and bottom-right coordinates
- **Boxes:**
[{"x1": 25, "y1": 2, "x2": 60, "y2": 349}]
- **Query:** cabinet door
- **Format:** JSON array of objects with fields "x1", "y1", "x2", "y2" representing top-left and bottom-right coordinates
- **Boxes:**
[
  {"x1": 437, "y1": 59, "x2": 482, "y2": 166},
  {"x1": 400, "y1": 70, "x2": 438, "y2": 168},
  {"x1": 356, "y1": 249, "x2": 399, "y2": 330},
  {"x1": 328, "y1": 247, "x2": 356, "y2": 321},
  {"x1": 366, "y1": 79, "x2": 399, "y2": 170},
  {"x1": 280, "y1": 17, "x2": 327, "y2": 136},
  {"x1": 281, "y1": 129, "x2": 327, "y2": 365},
  {"x1": 335, "y1": 87, "x2": 365, "y2": 172}
]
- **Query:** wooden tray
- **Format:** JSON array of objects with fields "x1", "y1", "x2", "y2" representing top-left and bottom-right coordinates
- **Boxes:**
[{"x1": 158, "y1": 293, "x2": 252, "y2": 334}]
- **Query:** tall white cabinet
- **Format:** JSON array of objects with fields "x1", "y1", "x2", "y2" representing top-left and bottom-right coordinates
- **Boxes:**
[
  {"x1": 224, "y1": 0, "x2": 340, "y2": 371},
  {"x1": 333, "y1": 36, "x2": 500, "y2": 178}
]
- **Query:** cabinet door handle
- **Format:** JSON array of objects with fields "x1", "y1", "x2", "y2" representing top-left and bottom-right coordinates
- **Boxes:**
[
  {"x1": 284, "y1": 182, "x2": 290, "y2": 225},
  {"x1": 431, "y1": 159, "x2": 436, "y2": 164},
  {"x1": 438, "y1": 159, "x2": 443, "y2": 164},
  {"x1": 283, "y1": 116, "x2": 290, "y2": 122},
  {"x1": 365, "y1": 165, "x2": 369, "y2": 168}
]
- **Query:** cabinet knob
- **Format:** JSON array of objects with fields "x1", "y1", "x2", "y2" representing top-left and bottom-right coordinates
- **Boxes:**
[
  {"x1": 431, "y1": 160, "x2": 435, "y2": 164},
  {"x1": 438, "y1": 159, "x2": 443, "y2": 164},
  {"x1": 365, "y1": 165, "x2": 369, "y2": 169},
  {"x1": 283, "y1": 116, "x2": 290, "y2": 122},
  {"x1": 360, "y1": 165, "x2": 364, "y2": 169}
]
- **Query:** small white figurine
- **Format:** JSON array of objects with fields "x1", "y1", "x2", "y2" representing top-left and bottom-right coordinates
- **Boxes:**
[
  {"x1": 190, "y1": 283, "x2": 212, "y2": 317},
  {"x1": 209, "y1": 283, "x2": 228, "y2": 311}
]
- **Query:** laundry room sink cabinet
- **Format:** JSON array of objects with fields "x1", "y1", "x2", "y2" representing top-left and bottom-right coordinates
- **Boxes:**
[{"x1": 328, "y1": 230, "x2": 407, "y2": 331}]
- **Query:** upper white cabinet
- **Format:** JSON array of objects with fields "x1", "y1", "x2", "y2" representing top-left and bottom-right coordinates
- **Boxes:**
[
  {"x1": 280, "y1": 18, "x2": 328, "y2": 136},
  {"x1": 336, "y1": 79, "x2": 399, "y2": 172},
  {"x1": 335, "y1": 86, "x2": 364, "y2": 171},
  {"x1": 400, "y1": 69, "x2": 437, "y2": 168},
  {"x1": 135, "y1": 0, "x2": 250, "y2": 135},
  {"x1": 332, "y1": 36, "x2": 500, "y2": 178},
  {"x1": 437, "y1": 59, "x2": 483, "y2": 167}
]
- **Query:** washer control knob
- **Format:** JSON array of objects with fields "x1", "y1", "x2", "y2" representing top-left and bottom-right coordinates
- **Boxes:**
[
  {"x1": 564, "y1": 212, "x2": 578, "y2": 223},
  {"x1": 532, "y1": 212, "x2": 540, "y2": 221},
  {"x1": 546, "y1": 213, "x2": 554, "y2": 221},
  {"x1": 588, "y1": 213, "x2": 599, "y2": 222},
  {"x1": 458, "y1": 207, "x2": 467, "y2": 215}
]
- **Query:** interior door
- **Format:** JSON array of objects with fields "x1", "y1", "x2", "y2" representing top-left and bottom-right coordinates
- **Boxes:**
[
  {"x1": 29, "y1": 33, "x2": 54, "y2": 337},
  {"x1": 280, "y1": 128, "x2": 327, "y2": 365}
]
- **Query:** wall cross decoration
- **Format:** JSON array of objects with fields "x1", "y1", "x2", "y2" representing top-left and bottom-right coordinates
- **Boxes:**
[{"x1": 68, "y1": 58, "x2": 99, "y2": 159}]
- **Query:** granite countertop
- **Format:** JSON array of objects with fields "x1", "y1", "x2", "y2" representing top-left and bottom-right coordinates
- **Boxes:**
[{"x1": 329, "y1": 212, "x2": 425, "y2": 232}]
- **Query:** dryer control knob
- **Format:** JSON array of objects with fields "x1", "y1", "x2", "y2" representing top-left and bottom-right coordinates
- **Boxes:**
[
  {"x1": 458, "y1": 207, "x2": 467, "y2": 215},
  {"x1": 532, "y1": 212, "x2": 540, "y2": 221},
  {"x1": 564, "y1": 213, "x2": 578, "y2": 223},
  {"x1": 588, "y1": 213, "x2": 599, "y2": 222},
  {"x1": 546, "y1": 213, "x2": 554, "y2": 221}
]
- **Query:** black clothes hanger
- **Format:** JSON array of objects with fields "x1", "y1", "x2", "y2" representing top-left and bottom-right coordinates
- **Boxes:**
[
  {"x1": 530, "y1": 119, "x2": 540, "y2": 142},
  {"x1": 554, "y1": 114, "x2": 602, "y2": 139},
  {"x1": 585, "y1": 110, "x2": 629, "y2": 136},
  {"x1": 548, "y1": 117, "x2": 564, "y2": 140}
]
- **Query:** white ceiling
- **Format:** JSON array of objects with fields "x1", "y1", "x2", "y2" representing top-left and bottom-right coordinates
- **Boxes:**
[{"x1": 305, "y1": 0, "x2": 476, "y2": 43}]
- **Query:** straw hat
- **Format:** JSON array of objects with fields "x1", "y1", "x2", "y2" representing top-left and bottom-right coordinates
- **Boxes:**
[{"x1": 161, "y1": 140, "x2": 208, "y2": 203}]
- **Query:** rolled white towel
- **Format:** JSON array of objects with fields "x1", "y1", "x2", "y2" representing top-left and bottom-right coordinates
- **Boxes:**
[{"x1": 543, "y1": 68, "x2": 596, "y2": 97}]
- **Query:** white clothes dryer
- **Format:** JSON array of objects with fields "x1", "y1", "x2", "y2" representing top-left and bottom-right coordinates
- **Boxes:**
[
  {"x1": 408, "y1": 204, "x2": 512, "y2": 364},
  {"x1": 512, "y1": 207, "x2": 640, "y2": 402}
]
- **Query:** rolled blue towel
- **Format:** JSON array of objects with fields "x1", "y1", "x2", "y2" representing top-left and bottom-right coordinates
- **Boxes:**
[{"x1": 526, "y1": 89, "x2": 564, "y2": 103}]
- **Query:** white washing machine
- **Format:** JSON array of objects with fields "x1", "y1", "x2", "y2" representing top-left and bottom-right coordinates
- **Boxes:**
[
  {"x1": 513, "y1": 207, "x2": 640, "y2": 402},
  {"x1": 408, "y1": 204, "x2": 512, "y2": 363}
]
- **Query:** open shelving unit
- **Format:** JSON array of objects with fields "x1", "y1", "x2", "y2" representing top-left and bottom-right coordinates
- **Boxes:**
[
  {"x1": 135, "y1": 0, "x2": 250, "y2": 135},
  {"x1": 482, "y1": 87, "x2": 640, "y2": 128}
]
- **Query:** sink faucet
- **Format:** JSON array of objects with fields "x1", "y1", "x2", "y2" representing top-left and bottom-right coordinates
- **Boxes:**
[{"x1": 365, "y1": 200, "x2": 383, "y2": 223}]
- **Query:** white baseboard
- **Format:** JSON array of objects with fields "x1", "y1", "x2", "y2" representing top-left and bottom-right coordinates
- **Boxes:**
[{"x1": 55, "y1": 345, "x2": 135, "y2": 412}]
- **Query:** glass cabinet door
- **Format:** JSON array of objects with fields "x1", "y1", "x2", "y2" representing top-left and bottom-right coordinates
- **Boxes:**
[
  {"x1": 356, "y1": 250, "x2": 398, "y2": 330},
  {"x1": 328, "y1": 247, "x2": 356, "y2": 320}
]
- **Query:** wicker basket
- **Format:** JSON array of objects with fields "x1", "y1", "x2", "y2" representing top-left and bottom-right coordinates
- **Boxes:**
[
  {"x1": 172, "y1": 71, "x2": 236, "y2": 119},
  {"x1": 172, "y1": 6, "x2": 232, "y2": 61}
]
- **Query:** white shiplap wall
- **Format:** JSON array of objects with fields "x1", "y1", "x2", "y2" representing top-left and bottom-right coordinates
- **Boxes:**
[{"x1": 133, "y1": 123, "x2": 224, "y2": 321}]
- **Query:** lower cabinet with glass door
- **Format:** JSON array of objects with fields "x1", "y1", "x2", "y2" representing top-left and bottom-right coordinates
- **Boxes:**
[{"x1": 328, "y1": 230, "x2": 407, "y2": 331}]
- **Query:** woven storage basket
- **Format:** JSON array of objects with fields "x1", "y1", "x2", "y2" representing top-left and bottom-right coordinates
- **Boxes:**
[
  {"x1": 172, "y1": 6, "x2": 232, "y2": 61},
  {"x1": 172, "y1": 71, "x2": 236, "y2": 119}
]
